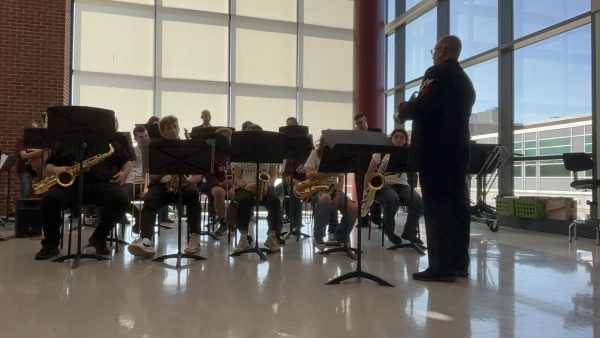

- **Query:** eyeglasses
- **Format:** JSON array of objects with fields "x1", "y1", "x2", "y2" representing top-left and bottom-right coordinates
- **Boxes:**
[{"x1": 430, "y1": 46, "x2": 445, "y2": 56}]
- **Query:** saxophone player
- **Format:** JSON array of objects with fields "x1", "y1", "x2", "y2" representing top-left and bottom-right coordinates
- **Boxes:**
[
  {"x1": 304, "y1": 135, "x2": 358, "y2": 251},
  {"x1": 208, "y1": 127, "x2": 234, "y2": 236},
  {"x1": 231, "y1": 124, "x2": 283, "y2": 253},
  {"x1": 34, "y1": 129, "x2": 132, "y2": 260},
  {"x1": 364, "y1": 129, "x2": 424, "y2": 245},
  {"x1": 128, "y1": 116, "x2": 204, "y2": 258}
]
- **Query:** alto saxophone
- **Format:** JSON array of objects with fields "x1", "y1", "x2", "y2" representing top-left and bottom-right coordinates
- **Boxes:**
[
  {"x1": 360, "y1": 153, "x2": 390, "y2": 217},
  {"x1": 293, "y1": 173, "x2": 338, "y2": 200},
  {"x1": 33, "y1": 144, "x2": 115, "y2": 194}
]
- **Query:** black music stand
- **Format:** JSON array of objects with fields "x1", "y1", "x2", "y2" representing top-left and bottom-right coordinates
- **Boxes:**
[
  {"x1": 190, "y1": 126, "x2": 235, "y2": 136},
  {"x1": 321, "y1": 130, "x2": 395, "y2": 287},
  {"x1": 1, "y1": 153, "x2": 18, "y2": 226},
  {"x1": 279, "y1": 129, "x2": 313, "y2": 241},
  {"x1": 229, "y1": 130, "x2": 284, "y2": 260},
  {"x1": 149, "y1": 139, "x2": 212, "y2": 268},
  {"x1": 317, "y1": 146, "x2": 362, "y2": 259},
  {"x1": 189, "y1": 133, "x2": 231, "y2": 240},
  {"x1": 47, "y1": 106, "x2": 115, "y2": 269},
  {"x1": 383, "y1": 148, "x2": 426, "y2": 254}
]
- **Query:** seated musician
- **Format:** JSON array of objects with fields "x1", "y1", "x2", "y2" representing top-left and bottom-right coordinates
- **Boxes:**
[
  {"x1": 231, "y1": 124, "x2": 283, "y2": 253},
  {"x1": 34, "y1": 128, "x2": 132, "y2": 260},
  {"x1": 122, "y1": 125, "x2": 150, "y2": 232},
  {"x1": 283, "y1": 158, "x2": 306, "y2": 233},
  {"x1": 209, "y1": 127, "x2": 234, "y2": 236},
  {"x1": 364, "y1": 128, "x2": 424, "y2": 245},
  {"x1": 304, "y1": 135, "x2": 358, "y2": 250},
  {"x1": 128, "y1": 116, "x2": 203, "y2": 258},
  {"x1": 15, "y1": 121, "x2": 43, "y2": 199}
]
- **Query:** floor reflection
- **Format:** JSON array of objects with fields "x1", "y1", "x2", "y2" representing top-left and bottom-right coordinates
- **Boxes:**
[{"x1": 0, "y1": 218, "x2": 598, "y2": 337}]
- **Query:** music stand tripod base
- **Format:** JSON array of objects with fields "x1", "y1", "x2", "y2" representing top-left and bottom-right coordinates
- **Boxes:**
[
  {"x1": 326, "y1": 269, "x2": 394, "y2": 287},
  {"x1": 319, "y1": 245, "x2": 359, "y2": 260},
  {"x1": 53, "y1": 252, "x2": 110, "y2": 269},
  {"x1": 230, "y1": 246, "x2": 275, "y2": 261},
  {"x1": 153, "y1": 252, "x2": 206, "y2": 269},
  {"x1": 387, "y1": 242, "x2": 427, "y2": 255}
]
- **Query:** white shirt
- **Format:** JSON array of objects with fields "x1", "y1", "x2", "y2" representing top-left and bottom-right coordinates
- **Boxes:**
[
  {"x1": 231, "y1": 162, "x2": 274, "y2": 183},
  {"x1": 304, "y1": 149, "x2": 338, "y2": 185}
]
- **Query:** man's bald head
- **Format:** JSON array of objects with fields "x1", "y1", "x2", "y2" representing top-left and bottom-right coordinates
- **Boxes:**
[{"x1": 433, "y1": 35, "x2": 462, "y2": 65}]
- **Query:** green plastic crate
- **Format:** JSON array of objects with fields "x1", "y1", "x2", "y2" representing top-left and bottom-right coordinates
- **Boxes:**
[
  {"x1": 496, "y1": 196, "x2": 516, "y2": 216},
  {"x1": 515, "y1": 198, "x2": 546, "y2": 219}
]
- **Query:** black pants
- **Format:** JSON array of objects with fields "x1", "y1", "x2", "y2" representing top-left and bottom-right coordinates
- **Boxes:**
[
  {"x1": 140, "y1": 184, "x2": 201, "y2": 239},
  {"x1": 419, "y1": 168, "x2": 470, "y2": 274},
  {"x1": 40, "y1": 181, "x2": 130, "y2": 247},
  {"x1": 233, "y1": 188, "x2": 281, "y2": 233},
  {"x1": 285, "y1": 183, "x2": 302, "y2": 227}
]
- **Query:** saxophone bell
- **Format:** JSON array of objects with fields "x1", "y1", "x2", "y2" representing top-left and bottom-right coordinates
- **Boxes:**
[{"x1": 57, "y1": 171, "x2": 75, "y2": 187}]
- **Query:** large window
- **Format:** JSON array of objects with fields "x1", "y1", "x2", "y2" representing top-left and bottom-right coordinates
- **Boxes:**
[
  {"x1": 464, "y1": 58, "x2": 499, "y2": 138},
  {"x1": 450, "y1": 0, "x2": 498, "y2": 60},
  {"x1": 514, "y1": 25, "x2": 591, "y2": 125},
  {"x1": 73, "y1": 0, "x2": 354, "y2": 136},
  {"x1": 387, "y1": 0, "x2": 593, "y2": 215},
  {"x1": 513, "y1": 0, "x2": 589, "y2": 39},
  {"x1": 405, "y1": 8, "x2": 437, "y2": 81}
]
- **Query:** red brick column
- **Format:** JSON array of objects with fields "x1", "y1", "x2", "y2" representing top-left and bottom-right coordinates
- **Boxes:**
[
  {"x1": 0, "y1": 0, "x2": 71, "y2": 215},
  {"x1": 353, "y1": 0, "x2": 385, "y2": 130}
]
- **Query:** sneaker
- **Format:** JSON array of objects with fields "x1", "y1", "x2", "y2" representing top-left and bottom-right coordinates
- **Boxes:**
[
  {"x1": 313, "y1": 238, "x2": 325, "y2": 251},
  {"x1": 214, "y1": 220, "x2": 228, "y2": 236},
  {"x1": 234, "y1": 235, "x2": 251, "y2": 253},
  {"x1": 184, "y1": 233, "x2": 200, "y2": 254},
  {"x1": 34, "y1": 246, "x2": 60, "y2": 260},
  {"x1": 264, "y1": 232, "x2": 281, "y2": 252},
  {"x1": 128, "y1": 238, "x2": 155, "y2": 258}
]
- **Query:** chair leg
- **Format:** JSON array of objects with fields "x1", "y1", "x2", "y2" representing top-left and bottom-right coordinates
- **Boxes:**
[{"x1": 568, "y1": 222, "x2": 574, "y2": 242}]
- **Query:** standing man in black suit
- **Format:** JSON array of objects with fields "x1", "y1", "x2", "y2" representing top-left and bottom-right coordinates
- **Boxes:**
[{"x1": 395, "y1": 35, "x2": 475, "y2": 282}]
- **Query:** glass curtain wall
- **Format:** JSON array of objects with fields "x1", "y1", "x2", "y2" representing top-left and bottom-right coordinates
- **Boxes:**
[
  {"x1": 72, "y1": 0, "x2": 354, "y2": 136},
  {"x1": 386, "y1": 0, "x2": 592, "y2": 215}
]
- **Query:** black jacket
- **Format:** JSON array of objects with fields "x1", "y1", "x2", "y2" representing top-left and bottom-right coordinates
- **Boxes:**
[{"x1": 406, "y1": 58, "x2": 475, "y2": 172}]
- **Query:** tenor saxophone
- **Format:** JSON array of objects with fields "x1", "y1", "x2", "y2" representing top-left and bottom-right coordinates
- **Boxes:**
[
  {"x1": 33, "y1": 144, "x2": 115, "y2": 194},
  {"x1": 360, "y1": 153, "x2": 390, "y2": 217}
]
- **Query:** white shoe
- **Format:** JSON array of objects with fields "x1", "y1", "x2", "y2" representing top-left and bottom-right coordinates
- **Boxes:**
[
  {"x1": 184, "y1": 233, "x2": 200, "y2": 254},
  {"x1": 264, "y1": 232, "x2": 281, "y2": 252},
  {"x1": 128, "y1": 238, "x2": 155, "y2": 258},
  {"x1": 234, "y1": 235, "x2": 251, "y2": 253}
]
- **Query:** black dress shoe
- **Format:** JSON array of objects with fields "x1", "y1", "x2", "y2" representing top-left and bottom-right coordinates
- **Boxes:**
[
  {"x1": 388, "y1": 234, "x2": 402, "y2": 245},
  {"x1": 456, "y1": 269, "x2": 470, "y2": 278},
  {"x1": 34, "y1": 246, "x2": 60, "y2": 260},
  {"x1": 401, "y1": 232, "x2": 424, "y2": 245},
  {"x1": 89, "y1": 238, "x2": 110, "y2": 255},
  {"x1": 412, "y1": 268, "x2": 457, "y2": 282}
]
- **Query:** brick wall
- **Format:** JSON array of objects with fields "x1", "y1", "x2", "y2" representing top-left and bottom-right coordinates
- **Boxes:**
[{"x1": 0, "y1": 0, "x2": 71, "y2": 215}]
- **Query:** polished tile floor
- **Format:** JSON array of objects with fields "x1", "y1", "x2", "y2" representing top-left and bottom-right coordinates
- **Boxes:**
[{"x1": 0, "y1": 214, "x2": 598, "y2": 338}]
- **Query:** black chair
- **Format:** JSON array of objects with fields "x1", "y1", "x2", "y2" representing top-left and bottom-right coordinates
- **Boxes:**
[{"x1": 562, "y1": 152, "x2": 600, "y2": 246}]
